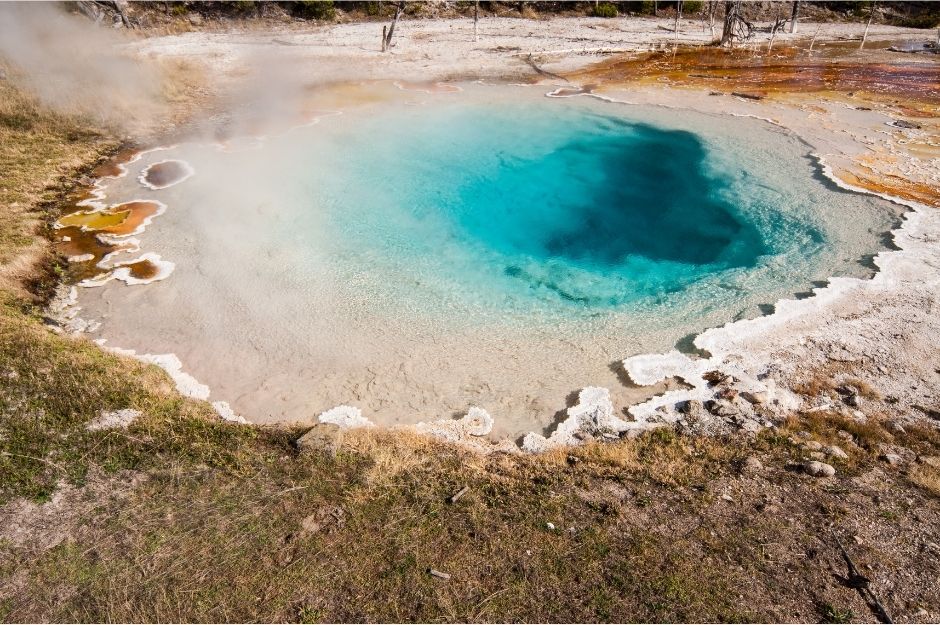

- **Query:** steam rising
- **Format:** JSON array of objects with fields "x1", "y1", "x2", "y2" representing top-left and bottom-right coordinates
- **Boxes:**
[{"x1": 0, "y1": 2, "x2": 159, "y2": 127}]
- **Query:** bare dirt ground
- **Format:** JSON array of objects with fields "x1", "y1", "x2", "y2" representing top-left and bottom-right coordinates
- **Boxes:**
[{"x1": 130, "y1": 15, "x2": 932, "y2": 85}]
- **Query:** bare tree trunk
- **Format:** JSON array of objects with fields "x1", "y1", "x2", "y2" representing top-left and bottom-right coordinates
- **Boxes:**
[
  {"x1": 708, "y1": 1, "x2": 716, "y2": 40},
  {"x1": 474, "y1": 0, "x2": 479, "y2": 42},
  {"x1": 76, "y1": 1, "x2": 104, "y2": 23},
  {"x1": 110, "y1": 0, "x2": 133, "y2": 28},
  {"x1": 383, "y1": 2, "x2": 405, "y2": 52},
  {"x1": 768, "y1": 13, "x2": 781, "y2": 52},
  {"x1": 654, "y1": 1, "x2": 658, "y2": 17},
  {"x1": 75, "y1": 1, "x2": 135, "y2": 27},
  {"x1": 789, "y1": 1, "x2": 800, "y2": 34},
  {"x1": 381, "y1": 25, "x2": 388, "y2": 51},
  {"x1": 721, "y1": 1, "x2": 737, "y2": 47},
  {"x1": 808, "y1": 23, "x2": 820, "y2": 53},
  {"x1": 674, "y1": 0, "x2": 682, "y2": 35},
  {"x1": 859, "y1": 1, "x2": 875, "y2": 50}
]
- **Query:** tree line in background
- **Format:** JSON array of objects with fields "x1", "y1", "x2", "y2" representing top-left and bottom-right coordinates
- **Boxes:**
[{"x1": 124, "y1": 1, "x2": 940, "y2": 28}]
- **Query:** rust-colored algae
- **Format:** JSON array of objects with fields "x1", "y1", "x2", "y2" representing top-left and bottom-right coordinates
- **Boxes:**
[
  {"x1": 566, "y1": 42, "x2": 940, "y2": 212},
  {"x1": 98, "y1": 201, "x2": 161, "y2": 236},
  {"x1": 569, "y1": 46, "x2": 940, "y2": 105},
  {"x1": 91, "y1": 146, "x2": 140, "y2": 178},
  {"x1": 123, "y1": 259, "x2": 159, "y2": 281}
]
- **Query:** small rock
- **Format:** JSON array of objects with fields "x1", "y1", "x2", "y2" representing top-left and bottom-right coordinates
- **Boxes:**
[
  {"x1": 889, "y1": 421, "x2": 906, "y2": 434},
  {"x1": 721, "y1": 494, "x2": 734, "y2": 503},
  {"x1": 735, "y1": 418, "x2": 760, "y2": 434},
  {"x1": 844, "y1": 393, "x2": 861, "y2": 408},
  {"x1": 546, "y1": 522, "x2": 556, "y2": 531},
  {"x1": 803, "y1": 460, "x2": 836, "y2": 478},
  {"x1": 853, "y1": 535, "x2": 863, "y2": 545},
  {"x1": 295, "y1": 423, "x2": 344, "y2": 456},
  {"x1": 87, "y1": 408, "x2": 141, "y2": 431},
  {"x1": 825, "y1": 445, "x2": 849, "y2": 460},
  {"x1": 837, "y1": 430, "x2": 854, "y2": 441},
  {"x1": 920, "y1": 456, "x2": 940, "y2": 469},
  {"x1": 742, "y1": 455, "x2": 763, "y2": 474},
  {"x1": 881, "y1": 453, "x2": 903, "y2": 466},
  {"x1": 680, "y1": 399, "x2": 708, "y2": 422},
  {"x1": 889, "y1": 119, "x2": 921, "y2": 129},
  {"x1": 188, "y1": 12, "x2": 203, "y2": 25},
  {"x1": 809, "y1": 451, "x2": 826, "y2": 461},
  {"x1": 803, "y1": 440, "x2": 823, "y2": 452},
  {"x1": 746, "y1": 391, "x2": 768, "y2": 405}
]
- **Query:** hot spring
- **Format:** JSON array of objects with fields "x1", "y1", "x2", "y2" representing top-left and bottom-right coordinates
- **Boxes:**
[{"x1": 73, "y1": 83, "x2": 902, "y2": 439}]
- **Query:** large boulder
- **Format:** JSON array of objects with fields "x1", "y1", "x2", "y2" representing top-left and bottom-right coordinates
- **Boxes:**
[{"x1": 295, "y1": 423, "x2": 344, "y2": 457}]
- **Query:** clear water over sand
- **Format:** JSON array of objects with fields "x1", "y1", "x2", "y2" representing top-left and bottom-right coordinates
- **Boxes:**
[{"x1": 77, "y1": 84, "x2": 902, "y2": 439}]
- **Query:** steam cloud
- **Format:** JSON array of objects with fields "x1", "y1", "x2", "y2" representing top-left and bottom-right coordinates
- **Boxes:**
[{"x1": 0, "y1": 2, "x2": 160, "y2": 127}]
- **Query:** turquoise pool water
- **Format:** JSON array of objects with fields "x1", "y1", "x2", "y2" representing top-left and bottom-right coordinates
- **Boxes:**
[
  {"x1": 294, "y1": 98, "x2": 831, "y2": 315},
  {"x1": 82, "y1": 85, "x2": 902, "y2": 433}
]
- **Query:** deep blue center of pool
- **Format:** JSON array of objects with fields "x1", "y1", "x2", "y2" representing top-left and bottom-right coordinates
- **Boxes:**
[
  {"x1": 300, "y1": 102, "x2": 819, "y2": 309},
  {"x1": 454, "y1": 117, "x2": 762, "y2": 268}
]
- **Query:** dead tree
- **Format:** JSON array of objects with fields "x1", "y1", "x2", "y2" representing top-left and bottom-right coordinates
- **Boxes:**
[
  {"x1": 674, "y1": 0, "x2": 683, "y2": 39},
  {"x1": 720, "y1": 1, "x2": 752, "y2": 47},
  {"x1": 75, "y1": 0, "x2": 136, "y2": 28},
  {"x1": 707, "y1": 1, "x2": 717, "y2": 40},
  {"x1": 808, "y1": 23, "x2": 821, "y2": 53},
  {"x1": 860, "y1": 1, "x2": 876, "y2": 51},
  {"x1": 768, "y1": 14, "x2": 786, "y2": 52},
  {"x1": 382, "y1": 2, "x2": 405, "y2": 52},
  {"x1": 473, "y1": 0, "x2": 479, "y2": 42},
  {"x1": 789, "y1": 1, "x2": 800, "y2": 34}
]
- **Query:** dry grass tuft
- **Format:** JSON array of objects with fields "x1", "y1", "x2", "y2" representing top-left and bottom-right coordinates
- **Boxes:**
[{"x1": 909, "y1": 463, "x2": 940, "y2": 497}]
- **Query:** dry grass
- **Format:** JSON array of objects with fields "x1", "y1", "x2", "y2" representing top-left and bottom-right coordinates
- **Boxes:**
[
  {"x1": 0, "y1": 64, "x2": 116, "y2": 298},
  {"x1": 910, "y1": 463, "x2": 940, "y2": 497}
]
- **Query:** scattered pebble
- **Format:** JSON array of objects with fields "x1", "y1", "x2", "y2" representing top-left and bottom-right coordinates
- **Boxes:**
[
  {"x1": 428, "y1": 568, "x2": 451, "y2": 580},
  {"x1": 546, "y1": 522, "x2": 555, "y2": 531},
  {"x1": 803, "y1": 460, "x2": 836, "y2": 478},
  {"x1": 825, "y1": 445, "x2": 849, "y2": 460},
  {"x1": 881, "y1": 453, "x2": 903, "y2": 466}
]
